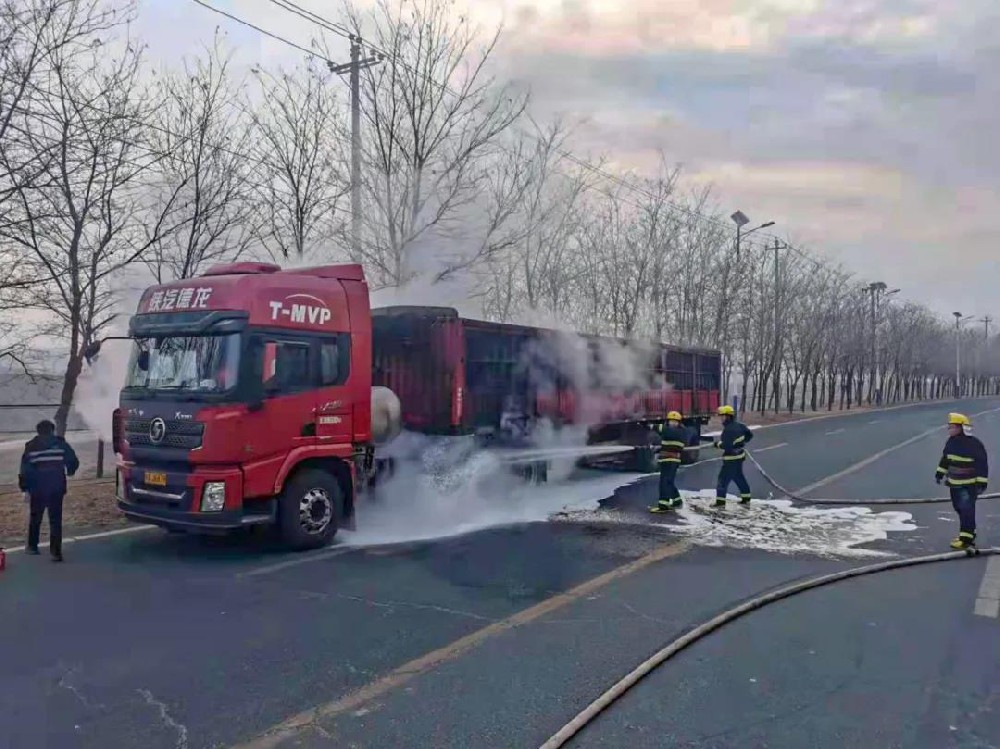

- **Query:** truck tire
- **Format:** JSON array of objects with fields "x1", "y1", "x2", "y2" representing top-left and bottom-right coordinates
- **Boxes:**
[
  {"x1": 632, "y1": 445, "x2": 658, "y2": 473},
  {"x1": 278, "y1": 469, "x2": 342, "y2": 550}
]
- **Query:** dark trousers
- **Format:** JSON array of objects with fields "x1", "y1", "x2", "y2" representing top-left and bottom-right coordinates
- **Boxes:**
[
  {"x1": 658, "y1": 461, "x2": 681, "y2": 501},
  {"x1": 717, "y1": 459, "x2": 751, "y2": 498},
  {"x1": 28, "y1": 491, "x2": 64, "y2": 556},
  {"x1": 950, "y1": 486, "x2": 978, "y2": 535}
]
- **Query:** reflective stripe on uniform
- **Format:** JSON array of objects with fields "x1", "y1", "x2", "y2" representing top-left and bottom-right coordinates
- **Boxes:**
[
  {"x1": 661, "y1": 440, "x2": 685, "y2": 448},
  {"x1": 947, "y1": 454, "x2": 975, "y2": 463},
  {"x1": 948, "y1": 477, "x2": 980, "y2": 486},
  {"x1": 723, "y1": 452, "x2": 746, "y2": 461}
]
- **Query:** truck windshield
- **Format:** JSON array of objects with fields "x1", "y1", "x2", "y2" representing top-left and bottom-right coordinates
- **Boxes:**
[{"x1": 125, "y1": 334, "x2": 240, "y2": 394}]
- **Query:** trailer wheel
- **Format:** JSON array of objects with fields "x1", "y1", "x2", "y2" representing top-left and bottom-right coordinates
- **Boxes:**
[
  {"x1": 278, "y1": 469, "x2": 342, "y2": 550},
  {"x1": 682, "y1": 424, "x2": 701, "y2": 465}
]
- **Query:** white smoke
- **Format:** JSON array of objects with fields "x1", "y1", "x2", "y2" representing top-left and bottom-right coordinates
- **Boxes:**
[
  {"x1": 347, "y1": 432, "x2": 646, "y2": 546},
  {"x1": 75, "y1": 267, "x2": 156, "y2": 441}
]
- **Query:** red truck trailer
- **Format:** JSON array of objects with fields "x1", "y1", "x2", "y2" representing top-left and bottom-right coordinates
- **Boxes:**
[
  {"x1": 95, "y1": 262, "x2": 720, "y2": 550},
  {"x1": 371, "y1": 306, "x2": 719, "y2": 466}
]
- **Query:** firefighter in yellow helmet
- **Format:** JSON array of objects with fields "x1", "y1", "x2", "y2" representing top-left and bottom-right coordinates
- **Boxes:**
[
  {"x1": 650, "y1": 411, "x2": 687, "y2": 513},
  {"x1": 713, "y1": 404, "x2": 754, "y2": 507},
  {"x1": 936, "y1": 412, "x2": 988, "y2": 549}
]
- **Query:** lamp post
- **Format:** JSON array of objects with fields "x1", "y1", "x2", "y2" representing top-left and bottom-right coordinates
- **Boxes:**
[
  {"x1": 726, "y1": 211, "x2": 775, "y2": 413},
  {"x1": 954, "y1": 311, "x2": 974, "y2": 397}
]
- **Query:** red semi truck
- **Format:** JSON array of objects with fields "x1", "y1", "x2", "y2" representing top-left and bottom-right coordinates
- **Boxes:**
[{"x1": 99, "y1": 262, "x2": 720, "y2": 549}]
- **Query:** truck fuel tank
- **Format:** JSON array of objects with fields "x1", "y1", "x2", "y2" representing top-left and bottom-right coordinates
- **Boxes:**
[{"x1": 371, "y1": 386, "x2": 402, "y2": 445}]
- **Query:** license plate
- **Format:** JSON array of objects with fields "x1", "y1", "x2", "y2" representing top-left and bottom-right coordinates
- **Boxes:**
[{"x1": 145, "y1": 471, "x2": 167, "y2": 487}]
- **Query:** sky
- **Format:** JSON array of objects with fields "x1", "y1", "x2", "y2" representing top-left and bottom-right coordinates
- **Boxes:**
[{"x1": 137, "y1": 0, "x2": 1000, "y2": 319}]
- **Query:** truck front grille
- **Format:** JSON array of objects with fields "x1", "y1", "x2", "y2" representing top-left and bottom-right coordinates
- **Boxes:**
[{"x1": 124, "y1": 418, "x2": 204, "y2": 449}]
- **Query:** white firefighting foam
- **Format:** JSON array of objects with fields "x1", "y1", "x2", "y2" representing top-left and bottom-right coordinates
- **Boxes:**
[
  {"x1": 343, "y1": 437, "x2": 647, "y2": 547},
  {"x1": 555, "y1": 490, "x2": 917, "y2": 558}
]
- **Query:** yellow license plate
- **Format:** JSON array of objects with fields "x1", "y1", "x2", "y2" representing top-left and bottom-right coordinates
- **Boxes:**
[{"x1": 145, "y1": 471, "x2": 167, "y2": 487}]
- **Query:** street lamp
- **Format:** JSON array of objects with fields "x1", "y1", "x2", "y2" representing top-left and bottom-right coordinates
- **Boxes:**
[
  {"x1": 726, "y1": 211, "x2": 775, "y2": 413},
  {"x1": 731, "y1": 210, "x2": 775, "y2": 261},
  {"x1": 954, "y1": 312, "x2": 975, "y2": 397}
]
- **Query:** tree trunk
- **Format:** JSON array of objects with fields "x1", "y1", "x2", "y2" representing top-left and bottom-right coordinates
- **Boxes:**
[{"x1": 55, "y1": 353, "x2": 83, "y2": 437}]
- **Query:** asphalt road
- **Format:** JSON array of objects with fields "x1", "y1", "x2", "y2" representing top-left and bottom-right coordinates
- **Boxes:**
[{"x1": 2, "y1": 397, "x2": 1000, "y2": 749}]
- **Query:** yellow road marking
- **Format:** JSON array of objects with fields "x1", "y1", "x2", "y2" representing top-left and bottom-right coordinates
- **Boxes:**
[{"x1": 232, "y1": 538, "x2": 691, "y2": 748}]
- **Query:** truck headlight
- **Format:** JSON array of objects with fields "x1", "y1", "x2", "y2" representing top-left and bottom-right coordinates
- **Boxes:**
[{"x1": 200, "y1": 482, "x2": 226, "y2": 512}]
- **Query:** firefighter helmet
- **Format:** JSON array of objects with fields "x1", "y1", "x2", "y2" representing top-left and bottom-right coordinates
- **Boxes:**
[
  {"x1": 948, "y1": 412, "x2": 971, "y2": 426},
  {"x1": 667, "y1": 411, "x2": 683, "y2": 422},
  {"x1": 718, "y1": 405, "x2": 736, "y2": 417}
]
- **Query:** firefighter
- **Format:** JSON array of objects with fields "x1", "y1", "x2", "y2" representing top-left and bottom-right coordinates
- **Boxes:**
[
  {"x1": 713, "y1": 405, "x2": 754, "y2": 507},
  {"x1": 650, "y1": 411, "x2": 687, "y2": 513},
  {"x1": 935, "y1": 413, "x2": 988, "y2": 550},
  {"x1": 18, "y1": 420, "x2": 79, "y2": 562}
]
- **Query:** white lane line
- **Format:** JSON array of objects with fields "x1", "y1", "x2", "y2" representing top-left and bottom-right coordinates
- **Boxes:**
[
  {"x1": 753, "y1": 443, "x2": 788, "y2": 453},
  {"x1": 825, "y1": 428, "x2": 845, "y2": 435},
  {"x1": 974, "y1": 556, "x2": 1000, "y2": 619},
  {"x1": 3, "y1": 525, "x2": 151, "y2": 554},
  {"x1": 797, "y1": 405, "x2": 1000, "y2": 497},
  {"x1": 239, "y1": 547, "x2": 355, "y2": 578},
  {"x1": 868, "y1": 420, "x2": 880, "y2": 424}
]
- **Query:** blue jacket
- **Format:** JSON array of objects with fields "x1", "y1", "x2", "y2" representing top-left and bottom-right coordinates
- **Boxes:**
[
  {"x1": 714, "y1": 420, "x2": 754, "y2": 461},
  {"x1": 18, "y1": 434, "x2": 79, "y2": 496}
]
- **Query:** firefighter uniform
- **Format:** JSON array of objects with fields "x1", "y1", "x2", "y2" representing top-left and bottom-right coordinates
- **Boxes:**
[
  {"x1": 650, "y1": 412, "x2": 687, "y2": 513},
  {"x1": 714, "y1": 405, "x2": 754, "y2": 506},
  {"x1": 18, "y1": 421, "x2": 79, "y2": 561},
  {"x1": 936, "y1": 413, "x2": 988, "y2": 549}
]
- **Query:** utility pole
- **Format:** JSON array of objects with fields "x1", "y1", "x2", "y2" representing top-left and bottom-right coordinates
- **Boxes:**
[
  {"x1": 772, "y1": 237, "x2": 782, "y2": 412},
  {"x1": 980, "y1": 316, "x2": 993, "y2": 396},
  {"x1": 329, "y1": 36, "x2": 384, "y2": 255},
  {"x1": 954, "y1": 312, "x2": 962, "y2": 398}
]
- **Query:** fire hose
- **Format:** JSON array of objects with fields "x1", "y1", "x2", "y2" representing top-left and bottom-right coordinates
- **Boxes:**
[
  {"x1": 542, "y1": 427, "x2": 1000, "y2": 747},
  {"x1": 743, "y1": 449, "x2": 1000, "y2": 505},
  {"x1": 538, "y1": 545, "x2": 997, "y2": 749}
]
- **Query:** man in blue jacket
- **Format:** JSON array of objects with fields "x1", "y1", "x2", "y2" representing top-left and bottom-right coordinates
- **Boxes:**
[{"x1": 18, "y1": 420, "x2": 79, "y2": 562}]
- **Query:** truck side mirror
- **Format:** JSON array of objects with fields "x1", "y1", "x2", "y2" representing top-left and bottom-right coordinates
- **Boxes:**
[
  {"x1": 83, "y1": 340, "x2": 101, "y2": 364},
  {"x1": 137, "y1": 350, "x2": 150, "y2": 372}
]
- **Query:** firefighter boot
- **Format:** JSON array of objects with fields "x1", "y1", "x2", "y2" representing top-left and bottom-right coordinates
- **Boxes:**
[
  {"x1": 671, "y1": 496, "x2": 684, "y2": 508},
  {"x1": 649, "y1": 500, "x2": 674, "y2": 514},
  {"x1": 950, "y1": 532, "x2": 976, "y2": 550},
  {"x1": 713, "y1": 497, "x2": 727, "y2": 508},
  {"x1": 739, "y1": 494, "x2": 752, "y2": 505}
]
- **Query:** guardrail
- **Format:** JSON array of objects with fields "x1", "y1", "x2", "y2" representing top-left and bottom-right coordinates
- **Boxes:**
[{"x1": 0, "y1": 404, "x2": 106, "y2": 478}]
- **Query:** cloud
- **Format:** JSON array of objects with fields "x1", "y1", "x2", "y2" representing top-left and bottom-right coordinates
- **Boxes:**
[{"x1": 138, "y1": 0, "x2": 1000, "y2": 316}]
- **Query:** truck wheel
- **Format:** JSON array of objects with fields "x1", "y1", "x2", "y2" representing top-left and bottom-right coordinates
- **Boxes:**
[{"x1": 278, "y1": 469, "x2": 341, "y2": 550}]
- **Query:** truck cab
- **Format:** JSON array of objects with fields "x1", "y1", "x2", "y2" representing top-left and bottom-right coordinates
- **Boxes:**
[{"x1": 111, "y1": 262, "x2": 379, "y2": 549}]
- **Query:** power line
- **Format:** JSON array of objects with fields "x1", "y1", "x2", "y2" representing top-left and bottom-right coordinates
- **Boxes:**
[{"x1": 189, "y1": 0, "x2": 341, "y2": 64}]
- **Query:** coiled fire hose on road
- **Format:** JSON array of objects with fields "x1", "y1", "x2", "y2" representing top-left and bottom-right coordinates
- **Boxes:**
[{"x1": 538, "y1": 545, "x2": 998, "y2": 749}]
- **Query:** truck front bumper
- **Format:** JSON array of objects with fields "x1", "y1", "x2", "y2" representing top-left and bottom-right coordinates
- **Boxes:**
[
  {"x1": 116, "y1": 500, "x2": 275, "y2": 534},
  {"x1": 116, "y1": 463, "x2": 275, "y2": 534}
]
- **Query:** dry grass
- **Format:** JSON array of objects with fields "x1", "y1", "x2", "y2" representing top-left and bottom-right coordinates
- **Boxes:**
[{"x1": 0, "y1": 480, "x2": 127, "y2": 548}]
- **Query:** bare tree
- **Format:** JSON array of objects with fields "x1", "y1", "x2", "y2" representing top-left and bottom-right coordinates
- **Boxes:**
[
  {"x1": 344, "y1": 0, "x2": 528, "y2": 287},
  {"x1": 145, "y1": 32, "x2": 261, "y2": 281},
  {"x1": 247, "y1": 57, "x2": 348, "y2": 262},
  {"x1": 1, "y1": 7, "x2": 185, "y2": 433}
]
